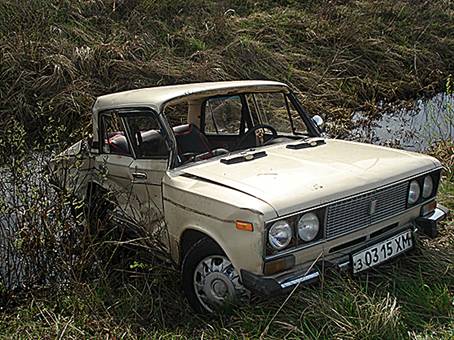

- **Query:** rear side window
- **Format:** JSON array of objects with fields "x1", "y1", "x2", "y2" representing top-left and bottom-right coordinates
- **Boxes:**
[{"x1": 124, "y1": 114, "x2": 169, "y2": 159}]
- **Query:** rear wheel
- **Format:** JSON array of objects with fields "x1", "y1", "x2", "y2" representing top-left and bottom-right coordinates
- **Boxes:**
[{"x1": 182, "y1": 237, "x2": 250, "y2": 313}]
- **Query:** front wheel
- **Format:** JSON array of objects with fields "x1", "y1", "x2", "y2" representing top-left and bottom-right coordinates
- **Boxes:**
[{"x1": 182, "y1": 237, "x2": 250, "y2": 313}]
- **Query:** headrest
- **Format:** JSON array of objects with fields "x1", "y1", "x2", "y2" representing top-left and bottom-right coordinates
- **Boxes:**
[
  {"x1": 109, "y1": 133, "x2": 130, "y2": 155},
  {"x1": 173, "y1": 124, "x2": 196, "y2": 135}
]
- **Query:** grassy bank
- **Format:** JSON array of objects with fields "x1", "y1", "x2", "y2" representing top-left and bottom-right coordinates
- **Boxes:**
[
  {"x1": 1, "y1": 1, "x2": 454, "y2": 338},
  {"x1": 0, "y1": 182, "x2": 452, "y2": 338},
  {"x1": 1, "y1": 0, "x2": 454, "y2": 147}
]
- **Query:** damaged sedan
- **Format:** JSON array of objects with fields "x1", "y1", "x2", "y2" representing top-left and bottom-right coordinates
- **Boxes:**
[{"x1": 50, "y1": 80, "x2": 449, "y2": 313}]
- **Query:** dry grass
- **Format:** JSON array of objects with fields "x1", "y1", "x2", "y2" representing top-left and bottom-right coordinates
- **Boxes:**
[
  {"x1": 1, "y1": 1, "x2": 454, "y2": 338},
  {"x1": 1, "y1": 0, "x2": 454, "y2": 148},
  {"x1": 0, "y1": 205, "x2": 452, "y2": 339}
]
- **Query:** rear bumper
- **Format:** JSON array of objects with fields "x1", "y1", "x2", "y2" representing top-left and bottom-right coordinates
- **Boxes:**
[{"x1": 241, "y1": 205, "x2": 449, "y2": 296}]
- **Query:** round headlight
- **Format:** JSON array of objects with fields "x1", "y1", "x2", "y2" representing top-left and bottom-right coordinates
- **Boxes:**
[
  {"x1": 268, "y1": 220, "x2": 292, "y2": 250},
  {"x1": 408, "y1": 180, "x2": 421, "y2": 205},
  {"x1": 422, "y1": 175, "x2": 434, "y2": 198},
  {"x1": 297, "y1": 212, "x2": 320, "y2": 242}
]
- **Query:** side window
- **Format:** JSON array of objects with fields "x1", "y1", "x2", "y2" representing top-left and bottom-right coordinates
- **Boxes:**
[
  {"x1": 124, "y1": 114, "x2": 169, "y2": 159},
  {"x1": 204, "y1": 95, "x2": 243, "y2": 135},
  {"x1": 102, "y1": 113, "x2": 131, "y2": 156}
]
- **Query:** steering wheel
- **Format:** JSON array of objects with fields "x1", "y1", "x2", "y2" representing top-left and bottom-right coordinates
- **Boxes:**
[{"x1": 234, "y1": 124, "x2": 278, "y2": 150}]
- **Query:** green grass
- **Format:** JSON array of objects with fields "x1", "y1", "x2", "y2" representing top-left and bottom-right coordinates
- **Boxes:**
[
  {"x1": 1, "y1": 1, "x2": 454, "y2": 338},
  {"x1": 0, "y1": 180, "x2": 452, "y2": 339}
]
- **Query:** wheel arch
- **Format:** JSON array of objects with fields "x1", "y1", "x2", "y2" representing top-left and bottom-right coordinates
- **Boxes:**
[
  {"x1": 179, "y1": 228, "x2": 224, "y2": 267},
  {"x1": 84, "y1": 180, "x2": 113, "y2": 212},
  {"x1": 174, "y1": 222, "x2": 264, "y2": 276}
]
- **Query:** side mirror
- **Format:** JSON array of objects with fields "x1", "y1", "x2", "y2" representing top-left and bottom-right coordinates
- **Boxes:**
[{"x1": 312, "y1": 115, "x2": 325, "y2": 131}]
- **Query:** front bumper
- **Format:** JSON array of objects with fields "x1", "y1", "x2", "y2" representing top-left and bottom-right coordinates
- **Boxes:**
[
  {"x1": 241, "y1": 205, "x2": 449, "y2": 296},
  {"x1": 415, "y1": 204, "x2": 449, "y2": 238}
]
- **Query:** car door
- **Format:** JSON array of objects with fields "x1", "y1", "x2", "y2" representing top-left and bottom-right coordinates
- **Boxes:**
[
  {"x1": 96, "y1": 110, "x2": 171, "y2": 251},
  {"x1": 122, "y1": 112, "x2": 170, "y2": 226},
  {"x1": 96, "y1": 111, "x2": 135, "y2": 215}
]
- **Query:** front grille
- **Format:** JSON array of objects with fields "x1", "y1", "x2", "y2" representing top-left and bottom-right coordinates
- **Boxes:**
[{"x1": 325, "y1": 182, "x2": 408, "y2": 239}]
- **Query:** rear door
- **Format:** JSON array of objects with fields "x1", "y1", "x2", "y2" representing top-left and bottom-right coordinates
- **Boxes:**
[{"x1": 96, "y1": 111, "x2": 135, "y2": 214}]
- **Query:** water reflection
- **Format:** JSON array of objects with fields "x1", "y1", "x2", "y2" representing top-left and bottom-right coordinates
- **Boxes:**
[{"x1": 351, "y1": 93, "x2": 454, "y2": 151}]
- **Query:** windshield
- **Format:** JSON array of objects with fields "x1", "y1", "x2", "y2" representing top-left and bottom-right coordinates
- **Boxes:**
[
  {"x1": 246, "y1": 92, "x2": 308, "y2": 135},
  {"x1": 164, "y1": 91, "x2": 315, "y2": 167}
]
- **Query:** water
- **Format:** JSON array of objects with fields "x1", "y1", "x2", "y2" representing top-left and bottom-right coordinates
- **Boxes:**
[
  {"x1": 0, "y1": 155, "x2": 68, "y2": 290},
  {"x1": 350, "y1": 92, "x2": 454, "y2": 151},
  {"x1": 0, "y1": 168, "x2": 22, "y2": 290}
]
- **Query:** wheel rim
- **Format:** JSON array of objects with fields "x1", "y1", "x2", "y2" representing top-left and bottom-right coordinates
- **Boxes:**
[{"x1": 193, "y1": 255, "x2": 249, "y2": 313}]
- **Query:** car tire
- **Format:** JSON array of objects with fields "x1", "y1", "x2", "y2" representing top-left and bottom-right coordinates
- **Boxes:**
[{"x1": 182, "y1": 237, "x2": 250, "y2": 314}]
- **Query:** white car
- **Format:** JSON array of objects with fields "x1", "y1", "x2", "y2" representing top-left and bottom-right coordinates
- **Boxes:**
[{"x1": 50, "y1": 80, "x2": 448, "y2": 313}]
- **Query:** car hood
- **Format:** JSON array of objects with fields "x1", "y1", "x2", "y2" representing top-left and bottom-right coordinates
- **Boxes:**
[{"x1": 180, "y1": 139, "x2": 439, "y2": 216}]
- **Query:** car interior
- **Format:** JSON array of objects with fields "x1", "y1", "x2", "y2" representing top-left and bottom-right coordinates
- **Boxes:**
[
  {"x1": 164, "y1": 91, "x2": 311, "y2": 164},
  {"x1": 104, "y1": 91, "x2": 312, "y2": 165}
]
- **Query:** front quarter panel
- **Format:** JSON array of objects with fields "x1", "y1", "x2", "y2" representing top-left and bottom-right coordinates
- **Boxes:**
[{"x1": 163, "y1": 173, "x2": 277, "y2": 275}]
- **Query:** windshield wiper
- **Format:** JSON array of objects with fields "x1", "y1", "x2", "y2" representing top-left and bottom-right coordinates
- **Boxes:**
[
  {"x1": 220, "y1": 151, "x2": 267, "y2": 164},
  {"x1": 286, "y1": 138, "x2": 326, "y2": 150}
]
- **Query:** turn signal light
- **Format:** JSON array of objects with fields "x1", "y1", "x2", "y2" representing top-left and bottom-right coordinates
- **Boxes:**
[
  {"x1": 264, "y1": 255, "x2": 295, "y2": 275},
  {"x1": 236, "y1": 221, "x2": 254, "y2": 232},
  {"x1": 421, "y1": 200, "x2": 436, "y2": 216}
]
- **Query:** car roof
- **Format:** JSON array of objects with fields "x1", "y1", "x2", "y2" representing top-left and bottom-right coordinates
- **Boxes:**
[{"x1": 92, "y1": 80, "x2": 289, "y2": 113}]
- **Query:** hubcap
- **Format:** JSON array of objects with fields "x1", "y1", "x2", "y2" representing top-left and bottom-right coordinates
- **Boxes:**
[{"x1": 193, "y1": 255, "x2": 249, "y2": 312}]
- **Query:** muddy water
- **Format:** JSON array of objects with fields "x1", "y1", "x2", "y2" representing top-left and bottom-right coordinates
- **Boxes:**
[{"x1": 350, "y1": 92, "x2": 454, "y2": 151}]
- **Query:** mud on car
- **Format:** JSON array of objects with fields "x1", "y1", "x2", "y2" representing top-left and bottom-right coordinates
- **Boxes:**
[{"x1": 50, "y1": 80, "x2": 448, "y2": 313}]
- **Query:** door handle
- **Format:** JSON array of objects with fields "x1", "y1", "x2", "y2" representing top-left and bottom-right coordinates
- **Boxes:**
[{"x1": 131, "y1": 172, "x2": 147, "y2": 180}]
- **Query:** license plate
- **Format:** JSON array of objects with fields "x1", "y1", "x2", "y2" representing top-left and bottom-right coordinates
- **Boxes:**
[{"x1": 352, "y1": 230, "x2": 413, "y2": 273}]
